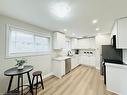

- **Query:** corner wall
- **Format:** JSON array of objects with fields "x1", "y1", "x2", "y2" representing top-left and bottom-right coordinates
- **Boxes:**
[{"x1": 95, "y1": 33, "x2": 111, "y2": 69}]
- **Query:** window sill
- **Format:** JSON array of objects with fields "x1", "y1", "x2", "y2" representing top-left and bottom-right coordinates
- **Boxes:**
[{"x1": 5, "y1": 51, "x2": 52, "y2": 59}]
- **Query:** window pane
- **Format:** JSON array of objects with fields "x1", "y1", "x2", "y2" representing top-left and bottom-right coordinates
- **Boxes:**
[
  {"x1": 8, "y1": 28, "x2": 50, "y2": 55},
  {"x1": 15, "y1": 32, "x2": 34, "y2": 53},
  {"x1": 9, "y1": 31, "x2": 16, "y2": 53},
  {"x1": 9, "y1": 31, "x2": 34, "y2": 53},
  {"x1": 35, "y1": 36, "x2": 49, "y2": 51},
  {"x1": 9, "y1": 30, "x2": 50, "y2": 54}
]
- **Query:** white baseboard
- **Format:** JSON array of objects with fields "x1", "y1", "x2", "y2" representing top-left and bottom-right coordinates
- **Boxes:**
[
  {"x1": 43, "y1": 72, "x2": 54, "y2": 79},
  {"x1": 96, "y1": 66, "x2": 100, "y2": 70}
]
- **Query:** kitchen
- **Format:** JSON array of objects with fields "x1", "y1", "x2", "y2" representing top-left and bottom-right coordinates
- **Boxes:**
[
  {"x1": 0, "y1": 0, "x2": 127, "y2": 95},
  {"x1": 52, "y1": 32, "x2": 97, "y2": 78}
]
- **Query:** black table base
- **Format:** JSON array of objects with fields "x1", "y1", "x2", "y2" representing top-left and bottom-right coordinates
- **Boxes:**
[
  {"x1": 7, "y1": 72, "x2": 33, "y2": 95},
  {"x1": 4, "y1": 66, "x2": 33, "y2": 95}
]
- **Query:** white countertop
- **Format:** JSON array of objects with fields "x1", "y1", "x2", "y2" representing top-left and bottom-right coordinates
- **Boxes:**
[
  {"x1": 105, "y1": 62, "x2": 127, "y2": 69},
  {"x1": 53, "y1": 56, "x2": 71, "y2": 61}
]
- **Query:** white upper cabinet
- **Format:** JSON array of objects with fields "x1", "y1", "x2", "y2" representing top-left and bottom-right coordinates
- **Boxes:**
[
  {"x1": 89, "y1": 38, "x2": 96, "y2": 49},
  {"x1": 78, "y1": 37, "x2": 96, "y2": 49},
  {"x1": 111, "y1": 22, "x2": 119, "y2": 48},
  {"x1": 71, "y1": 38, "x2": 78, "y2": 49},
  {"x1": 78, "y1": 38, "x2": 89, "y2": 49},
  {"x1": 112, "y1": 18, "x2": 127, "y2": 49},
  {"x1": 117, "y1": 18, "x2": 127, "y2": 49},
  {"x1": 53, "y1": 32, "x2": 65, "y2": 49}
]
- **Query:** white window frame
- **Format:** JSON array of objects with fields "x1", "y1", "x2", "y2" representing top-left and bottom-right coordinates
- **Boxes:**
[{"x1": 6, "y1": 24, "x2": 52, "y2": 58}]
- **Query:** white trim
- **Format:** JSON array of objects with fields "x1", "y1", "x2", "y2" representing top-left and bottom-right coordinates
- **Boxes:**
[
  {"x1": 5, "y1": 51, "x2": 52, "y2": 59},
  {"x1": 106, "y1": 88, "x2": 119, "y2": 95},
  {"x1": 7, "y1": 24, "x2": 51, "y2": 37},
  {"x1": 5, "y1": 24, "x2": 52, "y2": 58},
  {"x1": 43, "y1": 72, "x2": 54, "y2": 79},
  {"x1": 96, "y1": 66, "x2": 100, "y2": 70}
]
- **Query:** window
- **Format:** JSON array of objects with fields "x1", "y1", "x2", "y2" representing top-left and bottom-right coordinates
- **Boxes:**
[{"x1": 6, "y1": 25, "x2": 51, "y2": 57}]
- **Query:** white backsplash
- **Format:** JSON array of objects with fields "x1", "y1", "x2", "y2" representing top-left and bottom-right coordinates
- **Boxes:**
[{"x1": 53, "y1": 49, "x2": 68, "y2": 58}]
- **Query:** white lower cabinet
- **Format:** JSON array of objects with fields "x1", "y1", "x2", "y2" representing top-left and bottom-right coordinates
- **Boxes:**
[
  {"x1": 106, "y1": 63, "x2": 127, "y2": 95},
  {"x1": 79, "y1": 55, "x2": 96, "y2": 67},
  {"x1": 89, "y1": 56, "x2": 96, "y2": 67},
  {"x1": 52, "y1": 60, "x2": 65, "y2": 78},
  {"x1": 53, "y1": 32, "x2": 65, "y2": 49}
]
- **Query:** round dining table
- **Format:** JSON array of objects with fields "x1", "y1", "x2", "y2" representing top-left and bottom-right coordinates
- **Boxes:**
[{"x1": 4, "y1": 65, "x2": 34, "y2": 95}]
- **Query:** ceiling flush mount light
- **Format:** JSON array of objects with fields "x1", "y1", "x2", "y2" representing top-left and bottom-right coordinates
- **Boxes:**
[
  {"x1": 51, "y1": 2, "x2": 71, "y2": 18},
  {"x1": 96, "y1": 28, "x2": 100, "y2": 31},
  {"x1": 92, "y1": 19, "x2": 98, "y2": 24},
  {"x1": 72, "y1": 33, "x2": 75, "y2": 36},
  {"x1": 78, "y1": 36, "x2": 83, "y2": 38},
  {"x1": 64, "y1": 29, "x2": 68, "y2": 32}
]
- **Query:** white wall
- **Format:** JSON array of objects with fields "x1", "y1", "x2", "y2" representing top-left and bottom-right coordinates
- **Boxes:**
[
  {"x1": 0, "y1": 15, "x2": 52, "y2": 94},
  {"x1": 95, "y1": 33, "x2": 111, "y2": 69},
  {"x1": 123, "y1": 50, "x2": 127, "y2": 63}
]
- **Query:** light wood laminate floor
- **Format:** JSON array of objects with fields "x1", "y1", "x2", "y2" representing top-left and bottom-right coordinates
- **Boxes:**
[{"x1": 36, "y1": 65, "x2": 117, "y2": 95}]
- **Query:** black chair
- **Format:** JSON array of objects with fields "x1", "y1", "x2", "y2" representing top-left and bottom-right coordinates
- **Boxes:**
[{"x1": 32, "y1": 71, "x2": 44, "y2": 95}]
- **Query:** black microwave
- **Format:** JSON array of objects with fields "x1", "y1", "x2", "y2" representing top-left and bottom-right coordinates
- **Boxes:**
[{"x1": 111, "y1": 35, "x2": 116, "y2": 48}]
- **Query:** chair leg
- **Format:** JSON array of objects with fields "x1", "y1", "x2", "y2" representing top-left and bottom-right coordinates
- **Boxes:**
[
  {"x1": 36, "y1": 76, "x2": 38, "y2": 95},
  {"x1": 21, "y1": 75, "x2": 23, "y2": 95},
  {"x1": 40, "y1": 75, "x2": 44, "y2": 89},
  {"x1": 32, "y1": 76, "x2": 35, "y2": 88},
  {"x1": 27, "y1": 72, "x2": 34, "y2": 95}
]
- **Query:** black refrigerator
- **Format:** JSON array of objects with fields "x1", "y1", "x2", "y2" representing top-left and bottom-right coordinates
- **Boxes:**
[
  {"x1": 102, "y1": 45, "x2": 123, "y2": 63},
  {"x1": 101, "y1": 45, "x2": 123, "y2": 84}
]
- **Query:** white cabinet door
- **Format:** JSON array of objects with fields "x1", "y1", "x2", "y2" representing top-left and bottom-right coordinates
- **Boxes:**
[
  {"x1": 117, "y1": 18, "x2": 127, "y2": 49},
  {"x1": 89, "y1": 38, "x2": 96, "y2": 49},
  {"x1": 76, "y1": 56, "x2": 79, "y2": 67},
  {"x1": 80, "y1": 55, "x2": 89, "y2": 65},
  {"x1": 71, "y1": 38, "x2": 78, "y2": 49},
  {"x1": 80, "y1": 54, "x2": 96, "y2": 67},
  {"x1": 79, "y1": 55, "x2": 84, "y2": 64},
  {"x1": 79, "y1": 55, "x2": 81, "y2": 64},
  {"x1": 53, "y1": 32, "x2": 65, "y2": 49},
  {"x1": 106, "y1": 63, "x2": 127, "y2": 95},
  {"x1": 112, "y1": 22, "x2": 119, "y2": 48},
  {"x1": 85, "y1": 55, "x2": 89, "y2": 66},
  {"x1": 53, "y1": 60, "x2": 65, "y2": 78},
  {"x1": 89, "y1": 56, "x2": 96, "y2": 67},
  {"x1": 78, "y1": 38, "x2": 95, "y2": 49},
  {"x1": 61, "y1": 33, "x2": 66, "y2": 48},
  {"x1": 78, "y1": 39, "x2": 84, "y2": 49},
  {"x1": 82, "y1": 39, "x2": 89, "y2": 49}
]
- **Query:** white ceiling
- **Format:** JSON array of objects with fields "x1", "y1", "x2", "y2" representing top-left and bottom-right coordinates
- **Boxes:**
[{"x1": 0, "y1": 0, "x2": 127, "y2": 37}]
